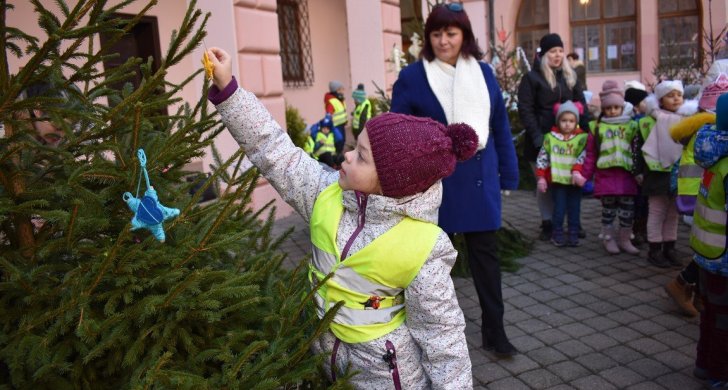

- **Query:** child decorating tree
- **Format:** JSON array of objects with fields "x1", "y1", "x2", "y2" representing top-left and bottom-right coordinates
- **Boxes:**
[
  {"x1": 633, "y1": 80, "x2": 699, "y2": 268},
  {"x1": 581, "y1": 80, "x2": 641, "y2": 255},
  {"x1": 536, "y1": 101, "x2": 588, "y2": 247},
  {"x1": 689, "y1": 93, "x2": 728, "y2": 387},
  {"x1": 205, "y1": 47, "x2": 474, "y2": 389}
]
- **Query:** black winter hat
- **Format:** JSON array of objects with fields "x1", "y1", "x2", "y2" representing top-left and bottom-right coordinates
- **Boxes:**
[
  {"x1": 539, "y1": 33, "x2": 563, "y2": 55},
  {"x1": 624, "y1": 88, "x2": 648, "y2": 107}
]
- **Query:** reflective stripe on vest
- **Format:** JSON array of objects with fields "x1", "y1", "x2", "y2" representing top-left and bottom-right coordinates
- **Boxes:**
[
  {"x1": 690, "y1": 158, "x2": 728, "y2": 259},
  {"x1": 639, "y1": 116, "x2": 672, "y2": 172},
  {"x1": 328, "y1": 98, "x2": 347, "y2": 126},
  {"x1": 304, "y1": 136, "x2": 315, "y2": 156},
  {"x1": 352, "y1": 99, "x2": 372, "y2": 131},
  {"x1": 595, "y1": 121, "x2": 636, "y2": 171},
  {"x1": 309, "y1": 183, "x2": 441, "y2": 343},
  {"x1": 544, "y1": 132, "x2": 587, "y2": 184},
  {"x1": 677, "y1": 134, "x2": 703, "y2": 196}
]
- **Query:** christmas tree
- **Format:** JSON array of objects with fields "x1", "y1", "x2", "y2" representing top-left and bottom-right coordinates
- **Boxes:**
[{"x1": 0, "y1": 1, "x2": 337, "y2": 387}]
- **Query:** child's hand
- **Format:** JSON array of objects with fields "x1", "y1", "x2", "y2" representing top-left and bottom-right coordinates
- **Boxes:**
[
  {"x1": 635, "y1": 174, "x2": 644, "y2": 185},
  {"x1": 207, "y1": 47, "x2": 233, "y2": 90},
  {"x1": 572, "y1": 171, "x2": 587, "y2": 187},
  {"x1": 537, "y1": 178, "x2": 548, "y2": 193}
]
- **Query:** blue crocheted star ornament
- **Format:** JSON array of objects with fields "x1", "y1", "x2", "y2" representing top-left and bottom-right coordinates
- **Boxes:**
[{"x1": 122, "y1": 149, "x2": 179, "y2": 242}]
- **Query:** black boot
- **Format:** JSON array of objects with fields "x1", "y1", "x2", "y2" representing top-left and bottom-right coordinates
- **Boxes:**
[
  {"x1": 663, "y1": 241, "x2": 682, "y2": 268},
  {"x1": 539, "y1": 220, "x2": 552, "y2": 241},
  {"x1": 647, "y1": 242, "x2": 670, "y2": 268},
  {"x1": 483, "y1": 328, "x2": 517, "y2": 358}
]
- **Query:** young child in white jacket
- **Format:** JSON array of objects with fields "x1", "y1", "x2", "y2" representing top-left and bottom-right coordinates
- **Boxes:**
[{"x1": 205, "y1": 47, "x2": 474, "y2": 389}]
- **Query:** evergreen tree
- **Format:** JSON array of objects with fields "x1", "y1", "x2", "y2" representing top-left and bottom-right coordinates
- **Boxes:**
[{"x1": 0, "y1": 1, "x2": 336, "y2": 388}]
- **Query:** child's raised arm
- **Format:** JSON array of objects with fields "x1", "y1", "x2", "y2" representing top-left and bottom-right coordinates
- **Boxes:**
[{"x1": 206, "y1": 48, "x2": 338, "y2": 221}]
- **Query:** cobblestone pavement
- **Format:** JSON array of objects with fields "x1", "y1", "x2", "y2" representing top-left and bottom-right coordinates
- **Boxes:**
[{"x1": 271, "y1": 190, "x2": 704, "y2": 389}]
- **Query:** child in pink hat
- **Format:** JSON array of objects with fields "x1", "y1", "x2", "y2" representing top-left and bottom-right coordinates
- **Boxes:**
[{"x1": 204, "y1": 47, "x2": 477, "y2": 389}]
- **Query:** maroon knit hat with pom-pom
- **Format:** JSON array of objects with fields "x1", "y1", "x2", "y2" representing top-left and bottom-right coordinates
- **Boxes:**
[{"x1": 365, "y1": 112, "x2": 478, "y2": 198}]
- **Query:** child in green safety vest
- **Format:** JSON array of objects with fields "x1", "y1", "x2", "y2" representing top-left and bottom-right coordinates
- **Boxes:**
[
  {"x1": 313, "y1": 115, "x2": 338, "y2": 168},
  {"x1": 536, "y1": 100, "x2": 588, "y2": 247},
  {"x1": 580, "y1": 80, "x2": 641, "y2": 256},
  {"x1": 663, "y1": 64, "x2": 728, "y2": 319},
  {"x1": 632, "y1": 80, "x2": 699, "y2": 268},
  {"x1": 351, "y1": 83, "x2": 372, "y2": 140},
  {"x1": 688, "y1": 92, "x2": 728, "y2": 386},
  {"x1": 205, "y1": 46, "x2": 477, "y2": 389}
]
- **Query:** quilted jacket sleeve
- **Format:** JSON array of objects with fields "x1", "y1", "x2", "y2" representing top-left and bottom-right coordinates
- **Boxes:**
[
  {"x1": 405, "y1": 232, "x2": 472, "y2": 389},
  {"x1": 214, "y1": 87, "x2": 339, "y2": 222}
]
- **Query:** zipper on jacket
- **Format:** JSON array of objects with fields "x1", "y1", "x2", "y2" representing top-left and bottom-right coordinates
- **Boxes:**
[
  {"x1": 339, "y1": 191, "x2": 368, "y2": 261},
  {"x1": 383, "y1": 340, "x2": 402, "y2": 390}
]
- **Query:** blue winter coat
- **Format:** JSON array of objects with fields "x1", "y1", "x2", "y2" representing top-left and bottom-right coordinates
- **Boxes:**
[{"x1": 391, "y1": 60, "x2": 519, "y2": 232}]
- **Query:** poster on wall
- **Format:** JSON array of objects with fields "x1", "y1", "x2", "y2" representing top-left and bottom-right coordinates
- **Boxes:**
[
  {"x1": 607, "y1": 45, "x2": 618, "y2": 59},
  {"x1": 588, "y1": 47, "x2": 599, "y2": 60}
]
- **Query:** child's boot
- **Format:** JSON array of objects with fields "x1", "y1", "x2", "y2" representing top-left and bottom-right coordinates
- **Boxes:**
[
  {"x1": 662, "y1": 241, "x2": 682, "y2": 268},
  {"x1": 617, "y1": 227, "x2": 640, "y2": 255},
  {"x1": 551, "y1": 226, "x2": 566, "y2": 247},
  {"x1": 539, "y1": 220, "x2": 552, "y2": 241},
  {"x1": 567, "y1": 227, "x2": 580, "y2": 247},
  {"x1": 663, "y1": 275, "x2": 698, "y2": 317},
  {"x1": 600, "y1": 225, "x2": 620, "y2": 254},
  {"x1": 647, "y1": 242, "x2": 671, "y2": 268}
]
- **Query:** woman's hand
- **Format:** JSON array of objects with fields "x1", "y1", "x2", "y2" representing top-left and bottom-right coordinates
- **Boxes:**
[
  {"x1": 571, "y1": 171, "x2": 587, "y2": 187},
  {"x1": 207, "y1": 47, "x2": 233, "y2": 90}
]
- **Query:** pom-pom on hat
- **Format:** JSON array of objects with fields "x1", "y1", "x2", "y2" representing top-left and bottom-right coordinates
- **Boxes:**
[
  {"x1": 538, "y1": 33, "x2": 563, "y2": 55},
  {"x1": 599, "y1": 80, "x2": 625, "y2": 108},
  {"x1": 655, "y1": 80, "x2": 684, "y2": 100},
  {"x1": 699, "y1": 73, "x2": 728, "y2": 112},
  {"x1": 352, "y1": 83, "x2": 367, "y2": 103},
  {"x1": 365, "y1": 112, "x2": 478, "y2": 198},
  {"x1": 329, "y1": 80, "x2": 343, "y2": 93},
  {"x1": 554, "y1": 100, "x2": 582, "y2": 123},
  {"x1": 717, "y1": 93, "x2": 728, "y2": 132}
]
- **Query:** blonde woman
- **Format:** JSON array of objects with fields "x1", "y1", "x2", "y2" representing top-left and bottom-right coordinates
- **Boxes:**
[{"x1": 518, "y1": 33, "x2": 590, "y2": 240}]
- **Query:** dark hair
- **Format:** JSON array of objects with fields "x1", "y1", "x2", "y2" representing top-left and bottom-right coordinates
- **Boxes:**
[
  {"x1": 421, "y1": 3, "x2": 483, "y2": 61},
  {"x1": 567, "y1": 52, "x2": 579, "y2": 60}
]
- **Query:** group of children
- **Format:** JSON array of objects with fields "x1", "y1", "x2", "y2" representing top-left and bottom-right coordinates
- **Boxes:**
[
  {"x1": 535, "y1": 64, "x2": 728, "y2": 385},
  {"x1": 305, "y1": 81, "x2": 372, "y2": 169}
]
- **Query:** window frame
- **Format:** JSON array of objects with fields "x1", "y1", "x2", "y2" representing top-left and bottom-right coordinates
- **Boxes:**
[
  {"x1": 515, "y1": 0, "x2": 550, "y2": 64},
  {"x1": 569, "y1": 0, "x2": 639, "y2": 73},
  {"x1": 657, "y1": 0, "x2": 702, "y2": 67},
  {"x1": 277, "y1": 0, "x2": 314, "y2": 88}
]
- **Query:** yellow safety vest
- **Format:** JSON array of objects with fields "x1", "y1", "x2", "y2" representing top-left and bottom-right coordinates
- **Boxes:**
[
  {"x1": 543, "y1": 132, "x2": 588, "y2": 184},
  {"x1": 328, "y1": 97, "x2": 347, "y2": 127},
  {"x1": 309, "y1": 184, "x2": 441, "y2": 343},
  {"x1": 590, "y1": 121, "x2": 637, "y2": 171},
  {"x1": 352, "y1": 99, "x2": 372, "y2": 132},
  {"x1": 677, "y1": 133, "x2": 703, "y2": 196},
  {"x1": 304, "y1": 136, "x2": 315, "y2": 157},
  {"x1": 690, "y1": 158, "x2": 728, "y2": 260},
  {"x1": 314, "y1": 132, "x2": 336, "y2": 157}
]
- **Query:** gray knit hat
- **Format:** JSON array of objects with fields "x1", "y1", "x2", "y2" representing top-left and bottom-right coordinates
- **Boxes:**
[
  {"x1": 555, "y1": 100, "x2": 580, "y2": 123},
  {"x1": 329, "y1": 80, "x2": 343, "y2": 93}
]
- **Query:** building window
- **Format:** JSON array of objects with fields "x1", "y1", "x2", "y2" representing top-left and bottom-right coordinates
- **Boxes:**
[
  {"x1": 515, "y1": 0, "x2": 549, "y2": 64},
  {"x1": 99, "y1": 15, "x2": 162, "y2": 91},
  {"x1": 570, "y1": 0, "x2": 637, "y2": 72},
  {"x1": 658, "y1": 0, "x2": 701, "y2": 66},
  {"x1": 277, "y1": 0, "x2": 314, "y2": 88}
]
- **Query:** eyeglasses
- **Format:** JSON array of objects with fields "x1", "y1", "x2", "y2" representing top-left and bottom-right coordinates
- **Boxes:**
[{"x1": 434, "y1": 2, "x2": 464, "y2": 12}]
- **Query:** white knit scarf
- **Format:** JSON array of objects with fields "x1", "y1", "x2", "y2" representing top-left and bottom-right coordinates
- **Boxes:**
[{"x1": 423, "y1": 55, "x2": 490, "y2": 150}]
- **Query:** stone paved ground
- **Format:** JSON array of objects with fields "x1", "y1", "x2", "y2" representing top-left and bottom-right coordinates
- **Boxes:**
[{"x1": 271, "y1": 190, "x2": 704, "y2": 389}]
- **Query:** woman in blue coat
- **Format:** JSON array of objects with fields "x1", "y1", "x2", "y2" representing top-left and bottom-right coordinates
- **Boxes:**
[{"x1": 390, "y1": 3, "x2": 519, "y2": 357}]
